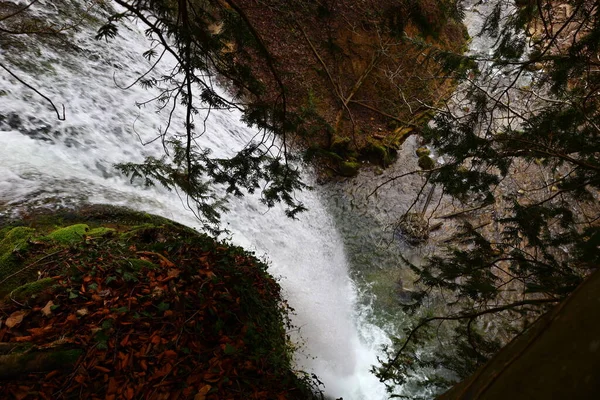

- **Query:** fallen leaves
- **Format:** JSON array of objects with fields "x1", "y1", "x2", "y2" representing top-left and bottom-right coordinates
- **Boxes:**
[
  {"x1": 6, "y1": 310, "x2": 27, "y2": 328},
  {"x1": 0, "y1": 225, "x2": 304, "y2": 400},
  {"x1": 195, "y1": 384, "x2": 212, "y2": 400},
  {"x1": 136, "y1": 251, "x2": 175, "y2": 268},
  {"x1": 41, "y1": 300, "x2": 54, "y2": 317},
  {"x1": 76, "y1": 308, "x2": 89, "y2": 317}
]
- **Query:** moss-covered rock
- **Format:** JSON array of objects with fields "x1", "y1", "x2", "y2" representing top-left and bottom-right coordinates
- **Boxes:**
[
  {"x1": 0, "y1": 227, "x2": 34, "y2": 257},
  {"x1": 6, "y1": 277, "x2": 55, "y2": 302},
  {"x1": 418, "y1": 155, "x2": 436, "y2": 170},
  {"x1": 330, "y1": 136, "x2": 352, "y2": 157},
  {"x1": 87, "y1": 227, "x2": 116, "y2": 238},
  {"x1": 416, "y1": 146, "x2": 431, "y2": 157},
  {"x1": 45, "y1": 224, "x2": 89, "y2": 244},
  {"x1": 0, "y1": 205, "x2": 319, "y2": 399},
  {"x1": 339, "y1": 160, "x2": 361, "y2": 177},
  {"x1": 362, "y1": 140, "x2": 397, "y2": 167},
  {"x1": 0, "y1": 226, "x2": 12, "y2": 241},
  {"x1": 0, "y1": 227, "x2": 36, "y2": 290}
]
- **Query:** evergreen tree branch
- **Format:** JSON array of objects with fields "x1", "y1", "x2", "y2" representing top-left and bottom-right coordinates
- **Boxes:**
[{"x1": 381, "y1": 298, "x2": 560, "y2": 378}]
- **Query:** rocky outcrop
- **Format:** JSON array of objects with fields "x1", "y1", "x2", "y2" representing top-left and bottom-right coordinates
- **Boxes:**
[{"x1": 0, "y1": 205, "x2": 319, "y2": 399}]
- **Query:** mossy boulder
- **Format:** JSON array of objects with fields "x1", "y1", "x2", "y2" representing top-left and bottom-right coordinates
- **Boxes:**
[
  {"x1": 45, "y1": 224, "x2": 89, "y2": 244},
  {"x1": 416, "y1": 146, "x2": 431, "y2": 157},
  {"x1": 339, "y1": 160, "x2": 361, "y2": 177},
  {"x1": 361, "y1": 140, "x2": 397, "y2": 167},
  {"x1": 45, "y1": 224, "x2": 115, "y2": 245},
  {"x1": 0, "y1": 227, "x2": 34, "y2": 258},
  {"x1": 6, "y1": 277, "x2": 55, "y2": 303},
  {"x1": 418, "y1": 155, "x2": 436, "y2": 170},
  {"x1": 0, "y1": 205, "x2": 319, "y2": 399},
  {"x1": 330, "y1": 136, "x2": 352, "y2": 158}
]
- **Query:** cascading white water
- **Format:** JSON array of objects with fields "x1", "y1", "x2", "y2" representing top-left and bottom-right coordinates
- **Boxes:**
[{"x1": 0, "y1": 1, "x2": 388, "y2": 399}]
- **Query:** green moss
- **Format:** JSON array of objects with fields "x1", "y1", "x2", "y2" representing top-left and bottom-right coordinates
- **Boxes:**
[
  {"x1": 120, "y1": 223, "x2": 157, "y2": 239},
  {"x1": 416, "y1": 146, "x2": 431, "y2": 157},
  {"x1": 0, "y1": 227, "x2": 34, "y2": 253},
  {"x1": 362, "y1": 140, "x2": 396, "y2": 167},
  {"x1": 387, "y1": 127, "x2": 413, "y2": 149},
  {"x1": 0, "y1": 227, "x2": 35, "y2": 269},
  {"x1": 330, "y1": 136, "x2": 352, "y2": 158},
  {"x1": 0, "y1": 226, "x2": 12, "y2": 241},
  {"x1": 339, "y1": 160, "x2": 361, "y2": 177},
  {"x1": 8, "y1": 277, "x2": 55, "y2": 302},
  {"x1": 87, "y1": 227, "x2": 115, "y2": 238},
  {"x1": 418, "y1": 155, "x2": 435, "y2": 170},
  {"x1": 0, "y1": 227, "x2": 36, "y2": 295},
  {"x1": 46, "y1": 224, "x2": 89, "y2": 244}
]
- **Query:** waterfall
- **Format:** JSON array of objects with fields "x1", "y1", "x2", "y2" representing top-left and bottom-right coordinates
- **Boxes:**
[{"x1": 0, "y1": 2, "x2": 388, "y2": 399}]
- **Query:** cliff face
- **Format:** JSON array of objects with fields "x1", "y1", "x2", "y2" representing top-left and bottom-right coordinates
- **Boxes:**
[{"x1": 227, "y1": 0, "x2": 468, "y2": 176}]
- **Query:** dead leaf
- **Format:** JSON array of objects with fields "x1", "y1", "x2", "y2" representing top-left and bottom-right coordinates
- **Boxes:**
[
  {"x1": 6, "y1": 310, "x2": 27, "y2": 328},
  {"x1": 136, "y1": 251, "x2": 174, "y2": 267},
  {"x1": 120, "y1": 335, "x2": 130, "y2": 347},
  {"x1": 41, "y1": 300, "x2": 55, "y2": 317},
  {"x1": 94, "y1": 365, "x2": 111, "y2": 373},
  {"x1": 151, "y1": 287, "x2": 164, "y2": 298},
  {"x1": 28, "y1": 327, "x2": 51, "y2": 337},
  {"x1": 167, "y1": 269, "x2": 180, "y2": 278},
  {"x1": 107, "y1": 377, "x2": 118, "y2": 394},
  {"x1": 162, "y1": 350, "x2": 177, "y2": 359},
  {"x1": 44, "y1": 370, "x2": 60, "y2": 379},
  {"x1": 124, "y1": 387, "x2": 134, "y2": 400},
  {"x1": 203, "y1": 373, "x2": 220, "y2": 383},
  {"x1": 66, "y1": 314, "x2": 78, "y2": 323},
  {"x1": 194, "y1": 384, "x2": 212, "y2": 400},
  {"x1": 9, "y1": 385, "x2": 29, "y2": 400},
  {"x1": 76, "y1": 308, "x2": 89, "y2": 317}
]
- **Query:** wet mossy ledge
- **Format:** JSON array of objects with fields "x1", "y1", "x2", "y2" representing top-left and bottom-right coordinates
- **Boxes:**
[{"x1": 0, "y1": 205, "x2": 320, "y2": 399}]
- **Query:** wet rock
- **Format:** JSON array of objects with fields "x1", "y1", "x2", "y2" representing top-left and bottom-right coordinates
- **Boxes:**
[
  {"x1": 338, "y1": 160, "x2": 361, "y2": 177},
  {"x1": 396, "y1": 287, "x2": 417, "y2": 306},
  {"x1": 418, "y1": 155, "x2": 435, "y2": 170},
  {"x1": 396, "y1": 212, "x2": 429, "y2": 244},
  {"x1": 395, "y1": 278, "x2": 418, "y2": 306}
]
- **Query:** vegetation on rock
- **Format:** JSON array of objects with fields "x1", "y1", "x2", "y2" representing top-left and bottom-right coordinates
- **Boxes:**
[{"x1": 0, "y1": 206, "x2": 319, "y2": 400}]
